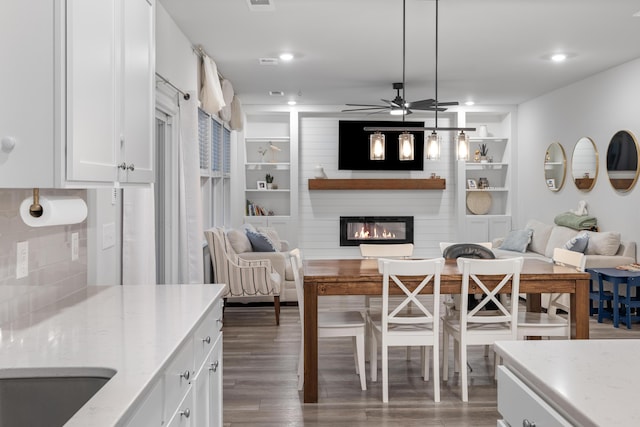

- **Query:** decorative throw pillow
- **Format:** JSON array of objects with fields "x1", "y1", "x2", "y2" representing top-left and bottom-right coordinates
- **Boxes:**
[
  {"x1": 525, "y1": 219, "x2": 554, "y2": 256},
  {"x1": 257, "y1": 226, "x2": 282, "y2": 251},
  {"x1": 584, "y1": 231, "x2": 621, "y2": 256},
  {"x1": 564, "y1": 232, "x2": 589, "y2": 253},
  {"x1": 499, "y1": 229, "x2": 533, "y2": 253},
  {"x1": 245, "y1": 229, "x2": 278, "y2": 252},
  {"x1": 227, "y1": 229, "x2": 253, "y2": 253}
]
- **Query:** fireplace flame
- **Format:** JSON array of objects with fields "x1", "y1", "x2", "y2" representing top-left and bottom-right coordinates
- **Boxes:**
[{"x1": 353, "y1": 225, "x2": 396, "y2": 240}]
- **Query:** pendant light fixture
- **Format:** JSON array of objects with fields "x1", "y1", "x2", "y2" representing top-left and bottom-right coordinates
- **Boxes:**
[
  {"x1": 365, "y1": 0, "x2": 475, "y2": 158},
  {"x1": 370, "y1": 132, "x2": 385, "y2": 160},
  {"x1": 398, "y1": 0, "x2": 415, "y2": 160}
]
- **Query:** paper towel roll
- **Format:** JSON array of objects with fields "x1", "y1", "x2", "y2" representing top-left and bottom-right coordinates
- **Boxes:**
[{"x1": 20, "y1": 196, "x2": 88, "y2": 227}]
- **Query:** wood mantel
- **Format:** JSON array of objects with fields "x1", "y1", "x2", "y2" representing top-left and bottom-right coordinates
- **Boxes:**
[{"x1": 308, "y1": 178, "x2": 446, "y2": 190}]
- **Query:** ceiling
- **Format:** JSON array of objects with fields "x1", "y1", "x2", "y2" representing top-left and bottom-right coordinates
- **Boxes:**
[{"x1": 159, "y1": 0, "x2": 640, "y2": 110}]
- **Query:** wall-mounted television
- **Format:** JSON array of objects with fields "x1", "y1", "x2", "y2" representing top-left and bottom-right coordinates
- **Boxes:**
[{"x1": 338, "y1": 120, "x2": 425, "y2": 171}]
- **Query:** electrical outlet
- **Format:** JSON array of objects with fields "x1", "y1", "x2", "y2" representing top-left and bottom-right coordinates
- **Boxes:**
[
  {"x1": 71, "y1": 232, "x2": 79, "y2": 261},
  {"x1": 16, "y1": 241, "x2": 28, "y2": 279},
  {"x1": 111, "y1": 188, "x2": 118, "y2": 205}
]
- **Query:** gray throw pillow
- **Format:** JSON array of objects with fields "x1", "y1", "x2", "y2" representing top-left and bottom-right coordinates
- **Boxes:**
[
  {"x1": 564, "y1": 232, "x2": 589, "y2": 253},
  {"x1": 246, "y1": 229, "x2": 278, "y2": 252},
  {"x1": 499, "y1": 229, "x2": 533, "y2": 253}
]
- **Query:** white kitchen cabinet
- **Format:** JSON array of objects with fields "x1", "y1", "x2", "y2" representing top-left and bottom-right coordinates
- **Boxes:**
[
  {"x1": 123, "y1": 296, "x2": 224, "y2": 427},
  {"x1": 497, "y1": 366, "x2": 572, "y2": 427},
  {"x1": 0, "y1": 0, "x2": 154, "y2": 188},
  {"x1": 465, "y1": 216, "x2": 512, "y2": 243}
]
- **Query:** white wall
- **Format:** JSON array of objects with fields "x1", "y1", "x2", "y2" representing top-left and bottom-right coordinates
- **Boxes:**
[
  {"x1": 156, "y1": 4, "x2": 198, "y2": 92},
  {"x1": 517, "y1": 57, "x2": 640, "y2": 249}
]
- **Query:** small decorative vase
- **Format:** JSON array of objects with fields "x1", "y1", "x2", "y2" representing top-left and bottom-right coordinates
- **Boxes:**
[
  {"x1": 266, "y1": 183, "x2": 273, "y2": 190},
  {"x1": 478, "y1": 125, "x2": 488, "y2": 138},
  {"x1": 480, "y1": 156, "x2": 488, "y2": 163}
]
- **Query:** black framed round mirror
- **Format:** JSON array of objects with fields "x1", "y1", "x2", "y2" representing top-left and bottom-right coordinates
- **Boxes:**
[{"x1": 606, "y1": 130, "x2": 639, "y2": 192}]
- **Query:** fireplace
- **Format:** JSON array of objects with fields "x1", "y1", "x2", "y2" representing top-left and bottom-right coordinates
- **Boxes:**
[{"x1": 340, "y1": 216, "x2": 414, "y2": 246}]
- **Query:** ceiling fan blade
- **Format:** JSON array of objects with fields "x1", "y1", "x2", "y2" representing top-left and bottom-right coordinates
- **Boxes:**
[
  {"x1": 433, "y1": 101, "x2": 459, "y2": 106},
  {"x1": 345, "y1": 103, "x2": 388, "y2": 108},
  {"x1": 407, "y1": 98, "x2": 436, "y2": 108},
  {"x1": 341, "y1": 107, "x2": 389, "y2": 112},
  {"x1": 381, "y1": 98, "x2": 401, "y2": 108}
]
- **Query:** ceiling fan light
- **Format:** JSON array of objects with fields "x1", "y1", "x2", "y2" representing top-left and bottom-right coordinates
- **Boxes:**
[
  {"x1": 426, "y1": 131, "x2": 440, "y2": 160},
  {"x1": 389, "y1": 107, "x2": 406, "y2": 116},
  {"x1": 370, "y1": 132, "x2": 386, "y2": 160},
  {"x1": 457, "y1": 131, "x2": 469, "y2": 160},
  {"x1": 399, "y1": 132, "x2": 414, "y2": 161}
]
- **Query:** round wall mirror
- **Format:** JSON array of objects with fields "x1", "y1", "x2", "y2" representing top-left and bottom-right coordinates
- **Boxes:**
[
  {"x1": 606, "y1": 130, "x2": 639, "y2": 192},
  {"x1": 543, "y1": 142, "x2": 566, "y2": 192},
  {"x1": 571, "y1": 137, "x2": 598, "y2": 192}
]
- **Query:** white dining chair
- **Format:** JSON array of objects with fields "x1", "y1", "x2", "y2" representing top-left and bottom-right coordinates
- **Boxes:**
[
  {"x1": 359, "y1": 243, "x2": 415, "y2": 360},
  {"x1": 442, "y1": 257, "x2": 524, "y2": 402},
  {"x1": 292, "y1": 249, "x2": 367, "y2": 391},
  {"x1": 517, "y1": 248, "x2": 582, "y2": 340},
  {"x1": 369, "y1": 257, "x2": 444, "y2": 402}
]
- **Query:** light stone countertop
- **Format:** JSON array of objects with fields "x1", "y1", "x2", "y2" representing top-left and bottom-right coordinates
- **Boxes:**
[
  {"x1": 495, "y1": 339, "x2": 640, "y2": 427},
  {"x1": 0, "y1": 284, "x2": 226, "y2": 426}
]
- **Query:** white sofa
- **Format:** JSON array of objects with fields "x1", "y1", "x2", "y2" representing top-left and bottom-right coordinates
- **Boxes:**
[
  {"x1": 224, "y1": 225, "x2": 298, "y2": 302},
  {"x1": 492, "y1": 219, "x2": 636, "y2": 309},
  {"x1": 492, "y1": 219, "x2": 636, "y2": 269}
]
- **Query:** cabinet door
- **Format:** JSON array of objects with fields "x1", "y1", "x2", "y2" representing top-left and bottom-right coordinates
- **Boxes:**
[
  {"x1": 166, "y1": 387, "x2": 193, "y2": 427},
  {"x1": 120, "y1": 0, "x2": 154, "y2": 183},
  {"x1": 489, "y1": 217, "x2": 511, "y2": 241},
  {"x1": 466, "y1": 217, "x2": 489, "y2": 242},
  {"x1": 193, "y1": 355, "x2": 210, "y2": 427},
  {"x1": 266, "y1": 217, "x2": 291, "y2": 246},
  {"x1": 66, "y1": 0, "x2": 118, "y2": 182},
  {"x1": 0, "y1": 2, "x2": 56, "y2": 187},
  {"x1": 208, "y1": 334, "x2": 223, "y2": 427}
]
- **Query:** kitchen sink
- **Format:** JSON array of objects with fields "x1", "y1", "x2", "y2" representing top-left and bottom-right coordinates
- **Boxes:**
[{"x1": 0, "y1": 367, "x2": 116, "y2": 427}]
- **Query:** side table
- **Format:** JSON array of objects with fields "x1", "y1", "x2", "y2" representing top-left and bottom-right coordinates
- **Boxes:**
[{"x1": 587, "y1": 268, "x2": 640, "y2": 329}]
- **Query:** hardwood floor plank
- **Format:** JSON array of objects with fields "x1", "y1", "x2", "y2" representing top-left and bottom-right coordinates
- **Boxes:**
[{"x1": 222, "y1": 301, "x2": 640, "y2": 426}]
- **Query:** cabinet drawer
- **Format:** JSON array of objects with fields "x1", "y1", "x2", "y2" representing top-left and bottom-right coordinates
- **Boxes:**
[
  {"x1": 497, "y1": 366, "x2": 571, "y2": 427},
  {"x1": 193, "y1": 308, "x2": 221, "y2": 370},
  {"x1": 166, "y1": 387, "x2": 193, "y2": 427},
  {"x1": 164, "y1": 336, "x2": 194, "y2": 421}
]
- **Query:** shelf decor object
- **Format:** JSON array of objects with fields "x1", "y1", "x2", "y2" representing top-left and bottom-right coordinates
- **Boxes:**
[{"x1": 466, "y1": 191, "x2": 492, "y2": 215}]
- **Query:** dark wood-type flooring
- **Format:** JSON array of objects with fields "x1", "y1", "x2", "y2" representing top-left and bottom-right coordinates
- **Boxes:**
[{"x1": 222, "y1": 296, "x2": 640, "y2": 426}]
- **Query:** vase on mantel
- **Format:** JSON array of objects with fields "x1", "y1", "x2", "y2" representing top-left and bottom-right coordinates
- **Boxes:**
[{"x1": 478, "y1": 125, "x2": 488, "y2": 138}]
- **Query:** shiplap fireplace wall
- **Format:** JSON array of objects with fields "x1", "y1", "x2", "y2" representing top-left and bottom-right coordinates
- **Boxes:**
[{"x1": 297, "y1": 114, "x2": 457, "y2": 259}]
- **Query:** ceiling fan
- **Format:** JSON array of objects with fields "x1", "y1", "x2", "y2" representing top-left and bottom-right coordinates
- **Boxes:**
[
  {"x1": 342, "y1": 82, "x2": 457, "y2": 115},
  {"x1": 342, "y1": 0, "x2": 459, "y2": 116}
]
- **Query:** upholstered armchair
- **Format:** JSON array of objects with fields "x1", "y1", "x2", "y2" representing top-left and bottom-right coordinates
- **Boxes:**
[{"x1": 205, "y1": 227, "x2": 282, "y2": 324}]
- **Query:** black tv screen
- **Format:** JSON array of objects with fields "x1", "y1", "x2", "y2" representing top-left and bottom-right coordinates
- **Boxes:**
[{"x1": 338, "y1": 120, "x2": 425, "y2": 171}]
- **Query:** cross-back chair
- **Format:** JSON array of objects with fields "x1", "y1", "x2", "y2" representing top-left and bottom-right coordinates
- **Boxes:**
[
  {"x1": 292, "y1": 249, "x2": 367, "y2": 391},
  {"x1": 369, "y1": 257, "x2": 444, "y2": 402},
  {"x1": 442, "y1": 257, "x2": 524, "y2": 402},
  {"x1": 517, "y1": 248, "x2": 582, "y2": 340}
]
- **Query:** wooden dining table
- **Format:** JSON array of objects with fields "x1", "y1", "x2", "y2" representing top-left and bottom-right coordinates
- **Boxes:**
[{"x1": 302, "y1": 258, "x2": 591, "y2": 403}]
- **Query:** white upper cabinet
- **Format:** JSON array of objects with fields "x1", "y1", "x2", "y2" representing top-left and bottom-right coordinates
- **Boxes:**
[{"x1": 0, "y1": 0, "x2": 154, "y2": 188}]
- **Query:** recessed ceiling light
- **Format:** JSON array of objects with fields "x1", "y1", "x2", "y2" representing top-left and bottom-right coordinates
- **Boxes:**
[
  {"x1": 287, "y1": 100, "x2": 297, "y2": 106},
  {"x1": 551, "y1": 53, "x2": 567, "y2": 62},
  {"x1": 465, "y1": 101, "x2": 475, "y2": 106},
  {"x1": 279, "y1": 53, "x2": 294, "y2": 61}
]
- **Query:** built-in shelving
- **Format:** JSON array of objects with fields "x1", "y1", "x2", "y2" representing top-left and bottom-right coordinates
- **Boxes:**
[{"x1": 308, "y1": 178, "x2": 446, "y2": 190}]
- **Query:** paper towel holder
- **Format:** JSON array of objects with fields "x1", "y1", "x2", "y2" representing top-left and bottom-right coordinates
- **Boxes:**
[{"x1": 29, "y1": 188, "x2": 44, "y2": 218}]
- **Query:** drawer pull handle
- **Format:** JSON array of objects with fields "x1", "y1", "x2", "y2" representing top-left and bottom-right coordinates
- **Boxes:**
[
  {"x1": 209, "y1": 360, "x2": 219, "y2": 372},
  {"x1": 202, "y1": 336, "x2": 211, "y2": 344},
  {"x1": 180, "y1": 408, "x2": 191, "y2": 418},
  {"x1": 180, "y1": 370, "x2": 190, "y2": 380},
  {"x1": 118, "y1": 162, "x2": 128, "y2": 170},
  {"x1": 127, "y1": 164, "x2": 135, "y2": 171},
  {"x1": 523, "y1": 420, "x2": 536, "y2": 427}
]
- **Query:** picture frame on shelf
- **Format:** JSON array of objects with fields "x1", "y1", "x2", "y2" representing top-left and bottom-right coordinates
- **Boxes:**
[
  {"x1": 467, "y1": 179, "x2": 477, "y2": 189},
  {"x1": 257, "y1": 181, "x2": 267, "y2": 190},
  {"x1": 546, "y1": 178, "x2": 556, "y2": 190}
]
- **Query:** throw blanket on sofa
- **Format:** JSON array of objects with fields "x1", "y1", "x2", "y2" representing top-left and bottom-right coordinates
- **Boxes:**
[{"x1": 554, "y1": 212, "x2": 597, "y2": 230}]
